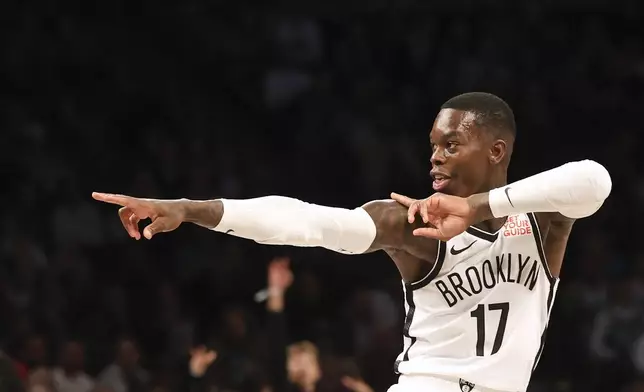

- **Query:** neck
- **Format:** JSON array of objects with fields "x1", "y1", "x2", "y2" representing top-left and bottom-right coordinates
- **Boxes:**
[
  {"x1": 473, "y1": 171, "x2": 508, "y2": 232},
  {"x1": 485, "y1": 170, "x2": 508, "y2": 192}
]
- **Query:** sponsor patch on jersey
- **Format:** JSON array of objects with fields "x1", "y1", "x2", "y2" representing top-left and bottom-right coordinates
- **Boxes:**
[
  {"x1": 502, "y1": 215, "x2": 533, "y2": 237},
  {"x1": 459, "y1": 378, "x2": 475, "y2": 392}
]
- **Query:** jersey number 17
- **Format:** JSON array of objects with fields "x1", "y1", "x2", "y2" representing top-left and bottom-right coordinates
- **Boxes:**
[{"x1": 470, "y1": 302, "x2": 510, "y2": 356}]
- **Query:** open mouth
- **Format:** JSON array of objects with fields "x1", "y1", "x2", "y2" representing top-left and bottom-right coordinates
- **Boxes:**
[{"x1": 431, "y1": 173, "x2": 451, "y2": 191}]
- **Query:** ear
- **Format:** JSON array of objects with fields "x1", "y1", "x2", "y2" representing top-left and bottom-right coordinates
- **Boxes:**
[{"x1": 489, "y1": 139, "x2": 507, "y2": 165}]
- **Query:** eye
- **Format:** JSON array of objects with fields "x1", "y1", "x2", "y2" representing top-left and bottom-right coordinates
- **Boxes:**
[{"x1": 446, "y1": 142, "x2": 458, "y2": 152}]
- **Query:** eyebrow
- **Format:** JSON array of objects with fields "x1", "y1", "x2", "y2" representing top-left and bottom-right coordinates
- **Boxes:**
[{"x1": 431, "y1": 130, "x2": 461, "y2": 143}]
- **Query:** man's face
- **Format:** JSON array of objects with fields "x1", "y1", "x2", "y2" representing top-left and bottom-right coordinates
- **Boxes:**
[{"x1": 429, "y1": 109, "x2": 493, "y2": 197}]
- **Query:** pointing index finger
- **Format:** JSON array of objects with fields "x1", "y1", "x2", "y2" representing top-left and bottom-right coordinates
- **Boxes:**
[{"x1": 92, "y1": 192, "x2": 135, "y2": 206}]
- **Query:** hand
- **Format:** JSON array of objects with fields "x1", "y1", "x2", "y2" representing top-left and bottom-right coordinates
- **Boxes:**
[
  {"x1": 341, "y1": 377, "x2": 374, "y2": 392},
  {"x1": 268, "y1": 257, "x2": 293, "y2": 292},
  {"x1": 189, "y1": 346, "x2": 217, "y2": 377},
  {"x1": 390, "y1": 192, "x2": 477, "y2": 241},
  {"x1": 92, "y1": 192, "x2": 185, "y2": 240}
]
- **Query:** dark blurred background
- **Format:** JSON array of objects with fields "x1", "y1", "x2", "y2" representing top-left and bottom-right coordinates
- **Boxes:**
[{"x1": 2, "y1": 1, "x2": 644, "y2": 392}]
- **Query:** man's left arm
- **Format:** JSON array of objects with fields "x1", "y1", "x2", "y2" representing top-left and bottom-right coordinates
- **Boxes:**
[
  {"x1": 393, "y1": 160, "x2": 611, "y2": 250},
  {"x1": 469, "y1": 160, "x2": 612, "y2": 223}
]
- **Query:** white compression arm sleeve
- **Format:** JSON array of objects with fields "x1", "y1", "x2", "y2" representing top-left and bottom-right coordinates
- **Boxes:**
[
  {"x1": 211, "y1": 196, "x2": 377, "y2": 254},
  {"x1": 488, "y1": 160, "x2": 612, "y2": 219}
]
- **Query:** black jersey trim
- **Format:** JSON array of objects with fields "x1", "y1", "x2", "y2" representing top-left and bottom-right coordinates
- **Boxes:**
[
  {"x1": 407, "y1": 241, "x2": 447, "y2": 291},
  {"x1": 532, "y1": 279, "x2": 559, "y2": 373},
  {"x1": 466, "y1": 226, "x2": 499, "y2": 242},
  {"x1": 394, "y1": 286, "x2": 416, "y2": 374},
  {"x1": 526, "y1": 212, "x2": 555, "y2": 284},
  {"x1": 394, "y1": 242, "x2": 446, "y2": 372}
]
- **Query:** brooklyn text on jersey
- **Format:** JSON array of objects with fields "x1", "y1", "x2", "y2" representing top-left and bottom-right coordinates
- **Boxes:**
[{"x1": 435, "y1": 252, "x2": 542, "y2": 308}]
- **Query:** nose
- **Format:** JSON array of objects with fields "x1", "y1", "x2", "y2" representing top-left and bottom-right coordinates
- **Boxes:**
[{"x1": 431, "y1": 147, "x2": 446, "y2": 166}]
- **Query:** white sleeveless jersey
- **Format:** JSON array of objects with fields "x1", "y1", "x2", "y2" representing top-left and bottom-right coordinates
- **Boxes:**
[{"x1": 394, "y1": 213, "x2": 559, "y2": 392}]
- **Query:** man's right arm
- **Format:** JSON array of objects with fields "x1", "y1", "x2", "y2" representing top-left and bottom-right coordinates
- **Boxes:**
[{"x1": 178, "y1": 196, "x2": 411, "y2": 254}]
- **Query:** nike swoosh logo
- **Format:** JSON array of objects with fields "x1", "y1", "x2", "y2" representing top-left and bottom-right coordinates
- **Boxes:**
[
  {"x1": 504, "y1": 187, "x2": 515, "y2": 207},
  {"x1": 450, "y1": 240, "x2": 477, "y2": 255},
  {"x1": 226, "y1": 229, "x2": 235, "y2": 234}
]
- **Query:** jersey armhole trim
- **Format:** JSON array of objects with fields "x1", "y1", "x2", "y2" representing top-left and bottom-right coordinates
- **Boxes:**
[
  {"x1": 406, "y1": 241, "x2": 447, "y2": 291},
  {"x1": 527, "y1": 212, "x2": 556, "y2": 284}
]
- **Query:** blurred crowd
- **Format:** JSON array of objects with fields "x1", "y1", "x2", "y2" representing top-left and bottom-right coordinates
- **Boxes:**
[{"x1": 3, "y1": 1, "x2": 644, "y2": 391}]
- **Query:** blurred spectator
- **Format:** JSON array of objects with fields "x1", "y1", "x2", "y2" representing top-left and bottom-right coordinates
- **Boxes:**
[
  {"x1": 27, "y1": 367, "x2": 54, "y2": 392},
  {"x1": 285, "y1": 341, "x2": 322, "y2": 392},
  {"x1": 96, "y1": 339, "x2": 149, "y2": 392},
  {"x1": 14, "y1": 335, "x2": 49, "y2": 374},
  {"x1": 52, "y1": 341, "x2": 94, "y2": 392},
  {"x1": 265, "y1": 257, "x2": 374, "y2": 392}
]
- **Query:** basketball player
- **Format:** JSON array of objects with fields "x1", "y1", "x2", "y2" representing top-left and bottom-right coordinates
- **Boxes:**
[{"x1": 93, "y1": 93, "x2": 612, "y2": 392}]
